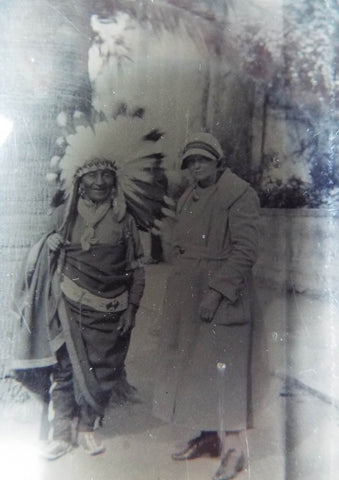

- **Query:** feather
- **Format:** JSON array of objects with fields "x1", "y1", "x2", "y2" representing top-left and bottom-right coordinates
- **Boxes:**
[
  {"x1": 153, "y1": 218, "x2": 165, "y2": 229},
  {"x1": 46, "y1": 172, "x2": 58, "y2": 184},
  {"x1": 163, "y1": 195, "x2": 176, "y2": 207},
  {"x1": 51, "y1": 189, "x2": 65, "y2": 208},
  {"x1": 161, "y1": 207, "x2": 177, "y2": 219},
  {"x1": 143, "y1": 129, "x2": 164, "y2": 142},
  {"x1": 50, "y1": 115, "x2": 169, "y2": 229},
  {"x1": 50, "y1": 155, "x2": 61, "y2": 170},
  {"x1": 151, "y1": 227, "x2": 161, "y2": 236}
]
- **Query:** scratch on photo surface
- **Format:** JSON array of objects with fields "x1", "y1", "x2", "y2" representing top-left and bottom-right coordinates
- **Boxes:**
[
  {"x1": 298, "y1": 369, "x2": 316, "y2": 376},
  {"x1": 244, "y1": 429, "x2": 251, "y2": 478},
  {"x1": 21, "y1": 117, "x2": 37, "y2": 157},
  {"x1": 290, "y1": 280, "x2": 309, "y2": 339},
  {"x1": 46, "y1": 1, "x2": 82, "y2": 35},
  {"x1": 185, "y1": 458, "x2": 191, "y2": 480},
  {"x1": 20, "y1": 314, "x2": 32, "y2": 334},
  {"x1": 13, "y1": 300, "x2": 31, "y2": 334},
  {"x1": 12, "y1": 129, "x2": 18, "y2": 157}
]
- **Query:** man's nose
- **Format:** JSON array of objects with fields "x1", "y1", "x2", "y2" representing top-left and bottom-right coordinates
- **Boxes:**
[{"x1": 94, "y1": 172, "x2": 104, "y2": 184}]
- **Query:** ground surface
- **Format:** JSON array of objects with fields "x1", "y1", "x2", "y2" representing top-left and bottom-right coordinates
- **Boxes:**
[{"x1": 1, "y1": 263, "x2": 338, "y2": 480}]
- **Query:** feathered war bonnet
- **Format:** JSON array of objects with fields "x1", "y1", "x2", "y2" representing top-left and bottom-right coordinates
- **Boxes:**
[{"x1": 47, "y1": 115, "x2": 166, "y2": 233}]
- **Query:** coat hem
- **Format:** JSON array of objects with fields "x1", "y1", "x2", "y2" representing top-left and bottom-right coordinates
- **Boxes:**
[{"x1": 11, "y1": 356, "x2": 56, "y2": 369}]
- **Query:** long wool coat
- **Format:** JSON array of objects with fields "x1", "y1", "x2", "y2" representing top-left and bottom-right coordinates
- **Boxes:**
[{"x1": 153, "y1": 168, "x2": 260, "y2": 431}]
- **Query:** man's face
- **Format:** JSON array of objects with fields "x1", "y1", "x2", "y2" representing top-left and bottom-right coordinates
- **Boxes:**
[
  {"x1": 80, "y1": 169, "x2": 116, "y2": 203},
  {"x1": 186, "y1": 155, "x2": 218, "y2": 185}
]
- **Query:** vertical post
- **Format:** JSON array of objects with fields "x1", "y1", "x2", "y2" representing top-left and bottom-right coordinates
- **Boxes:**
[{"x1": 217, "y1": 361, "x2": 227, "y2": 454}]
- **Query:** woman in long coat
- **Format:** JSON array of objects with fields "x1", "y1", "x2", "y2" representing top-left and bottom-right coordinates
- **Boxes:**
[{"x1": 153, "y1": 132, "x2": 260, "y2": 480}]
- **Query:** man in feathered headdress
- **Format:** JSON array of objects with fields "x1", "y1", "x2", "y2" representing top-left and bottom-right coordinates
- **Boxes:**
[{"x1": 12, "y1": 116, "x2": 166, "y2": 460}]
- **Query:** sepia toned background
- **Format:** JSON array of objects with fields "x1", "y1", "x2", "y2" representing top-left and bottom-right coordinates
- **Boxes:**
[{"x1": 0, "y1": 1, "x2": 338, "y2": 479}]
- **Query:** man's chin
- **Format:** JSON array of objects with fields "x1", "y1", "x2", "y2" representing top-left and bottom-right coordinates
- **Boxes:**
[{"x1": 88, "y1": 191, "x2": 110, "y2": 202}]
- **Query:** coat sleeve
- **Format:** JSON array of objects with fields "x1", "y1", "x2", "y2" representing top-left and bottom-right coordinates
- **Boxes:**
[
  {"x1": 208, "y1": 187, "x2": 260, "y2": 303},
  {"x1": 127, "y1": 215, "x2": 145, "y2": 308}
]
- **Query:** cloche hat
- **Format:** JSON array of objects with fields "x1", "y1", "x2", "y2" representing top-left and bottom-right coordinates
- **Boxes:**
[{"x1": 181, "y1": 132, "x2": 223, "y2": 169}]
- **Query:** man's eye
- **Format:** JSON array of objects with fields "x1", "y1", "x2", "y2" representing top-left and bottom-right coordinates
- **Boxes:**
[{"x1": 103, "y1": 172, "x2": 114, "y2": 179}]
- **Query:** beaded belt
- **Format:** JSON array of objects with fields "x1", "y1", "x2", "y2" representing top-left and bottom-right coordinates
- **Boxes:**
[{"x1": 60, "y1": 275, "x2": 128, "y2": 312}]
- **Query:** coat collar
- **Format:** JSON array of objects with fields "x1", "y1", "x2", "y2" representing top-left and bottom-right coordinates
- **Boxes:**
[
  {"x1": 216, "y1": 168, "x2": 250, "y2": 210},
  {"x1": 177, "y1": 168, "x2": 249, "y2": 213}
]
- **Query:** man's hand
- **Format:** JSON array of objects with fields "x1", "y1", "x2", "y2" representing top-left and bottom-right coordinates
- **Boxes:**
[
  {"x1": 47, "y1": 233, "x2": 66, "y2": 252},
  {"x1": 117, "y1": 304, "x2": 137, "y2": 336},
  {"x1": 199, "y1": 289, "x2": 223, "y2": 322}
]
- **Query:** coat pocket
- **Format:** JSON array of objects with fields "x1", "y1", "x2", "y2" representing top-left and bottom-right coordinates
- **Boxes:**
[{"x1": 213, "y1": 291, "x2": 251, "y2": 325}]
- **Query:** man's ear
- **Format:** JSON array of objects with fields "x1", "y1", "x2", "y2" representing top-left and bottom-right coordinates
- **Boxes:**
[{"x1": 217, "y1": 157, "x2": 225, "y2": 169}]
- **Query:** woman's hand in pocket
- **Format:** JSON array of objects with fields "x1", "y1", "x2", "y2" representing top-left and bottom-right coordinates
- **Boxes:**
[{"x1": 199, "y1": 289, "x2": 223, "y2": 322}]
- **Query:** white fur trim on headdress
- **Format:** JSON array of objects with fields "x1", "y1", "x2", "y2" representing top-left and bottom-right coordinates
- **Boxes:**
[
  {"x1": 74, "y1": 159, "x2": 117, "y2": 182},
  {"x1": 58, "y1": 117, "x2": 163, "y2": 198},
  {"x1": 52, "y1": 115, "x2": 167, "y2": 230}
]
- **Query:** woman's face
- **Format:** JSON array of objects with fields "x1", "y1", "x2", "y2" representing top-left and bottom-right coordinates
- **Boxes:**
[
  {"x1": 186, "y1": 155, "x2": 218, "y2": 187},
  {"x1": 80, "y1": 169, "x2": 116, "y2": 203}
]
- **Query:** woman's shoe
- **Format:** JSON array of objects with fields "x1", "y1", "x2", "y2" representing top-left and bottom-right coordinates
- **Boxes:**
[
  {"x1": 172, "y1": 432, "x2": 220, "y2": 461},
  {"x1": 212, "y1": 449, "x2": 246, "y2": 480}
]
